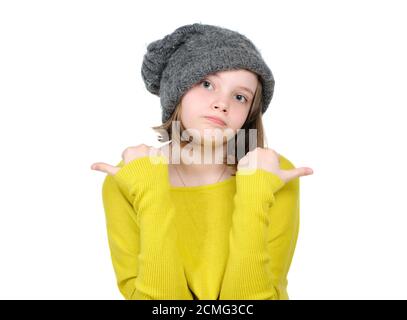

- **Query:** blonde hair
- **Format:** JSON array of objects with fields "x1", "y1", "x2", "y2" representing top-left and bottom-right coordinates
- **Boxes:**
[{"x1": 151, "y1": 73, "x2": 267, "y2": 176}]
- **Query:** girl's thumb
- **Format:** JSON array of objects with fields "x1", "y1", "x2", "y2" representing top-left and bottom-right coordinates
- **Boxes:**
[
  {"x1": 91, "y1": 162, "x2": 120, "y2": 176},
  {"x1": 284, "y1": 167, "x2": 314, "y2": 181}
]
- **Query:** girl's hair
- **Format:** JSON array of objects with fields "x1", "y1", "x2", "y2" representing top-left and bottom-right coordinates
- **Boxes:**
[{"x1": 151, "y1": 73, "x2": 267, "y2": 176}]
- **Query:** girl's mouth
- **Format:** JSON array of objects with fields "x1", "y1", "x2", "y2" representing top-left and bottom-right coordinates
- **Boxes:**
[{"x1": 204, "y1": 116, "x2": 226, "y2": 127}]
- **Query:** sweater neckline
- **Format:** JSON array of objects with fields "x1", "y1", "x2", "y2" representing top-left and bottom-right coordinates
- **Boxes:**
[{"x1": 169, "y1": 175, "x2": 236, "y2": 191}]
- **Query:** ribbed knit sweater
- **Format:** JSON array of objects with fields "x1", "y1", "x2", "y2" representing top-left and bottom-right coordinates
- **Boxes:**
[{"x1": 101, "y1": 153, "x2": 300, "y2": 300}]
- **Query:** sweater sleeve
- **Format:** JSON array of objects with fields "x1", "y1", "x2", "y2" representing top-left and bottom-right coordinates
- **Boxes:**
[
  {"x1": 102, "y1": 155, "x2": 193, "y2": 300},
  {"x1": 219, "y1": 163, "x2": 300, "y2": 300},
  {"x1": 266, "y1": 166, "x2": 300, "y2": 300}
]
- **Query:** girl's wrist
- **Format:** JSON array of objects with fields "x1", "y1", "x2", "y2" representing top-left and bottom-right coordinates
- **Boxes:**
[
  {"x1": 112, "y1": 155, "x2": 169, "y2": 196},
  {"x1": 236, "y1": 168, "x2": 286, "y2": 201}
]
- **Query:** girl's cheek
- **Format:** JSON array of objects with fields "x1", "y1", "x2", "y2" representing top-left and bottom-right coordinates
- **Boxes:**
[
  {"x1": 231, "y1": 108, "x2": 248, "y2": 123},
  {"x1": 193, "y1": 89, "x2": 208, "y2": 100}
]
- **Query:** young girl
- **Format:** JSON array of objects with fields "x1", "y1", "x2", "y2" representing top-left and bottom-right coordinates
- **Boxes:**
[{"x1": 91, "y1": 23, "x2": 313, "y2": 300}]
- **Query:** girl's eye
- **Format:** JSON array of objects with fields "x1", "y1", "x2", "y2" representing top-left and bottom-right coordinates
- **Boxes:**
[
  {"x1": 200, "y1": 79, "x2": 248, "y2": 104},
  {"x1": 201, "y1": 80, "x2": 212, "y2": 89},
  {"x1": 236, "y1": 94, "x2": 248, "y2": 104}
]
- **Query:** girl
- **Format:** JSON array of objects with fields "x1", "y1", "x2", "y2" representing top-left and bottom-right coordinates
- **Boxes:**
[{"x1": 91, "y1": 23, "x2": 313, "y2": 300}]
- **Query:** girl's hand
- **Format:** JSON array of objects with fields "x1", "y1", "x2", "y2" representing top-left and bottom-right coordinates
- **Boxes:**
[
  {"x1": 90, "y1": 144, "x2": 166, "y2": 176},
  {"x1": 237, "y1": 147, "x2": 314, "y2": 183}
]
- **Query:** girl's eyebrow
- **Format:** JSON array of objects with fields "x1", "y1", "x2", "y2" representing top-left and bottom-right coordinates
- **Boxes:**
[
  {"x1": 208, "y1": 74, "x2": 254, "y2": 96},
  {"x1": 235, "y1": 86, "x2": 254, "y2": 97}
]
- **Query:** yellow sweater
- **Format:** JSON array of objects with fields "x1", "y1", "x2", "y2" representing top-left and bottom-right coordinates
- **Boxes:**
[{"x1": 101, "y1": 153, "x2": 300, "y2": 300}]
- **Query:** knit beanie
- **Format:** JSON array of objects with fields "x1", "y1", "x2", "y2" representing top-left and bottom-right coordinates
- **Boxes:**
[{"x1": 141, "y1": 23, "x2": 275, "y2": 124}]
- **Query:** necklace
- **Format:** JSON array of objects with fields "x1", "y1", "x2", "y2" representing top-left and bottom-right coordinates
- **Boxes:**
[{"x1": 174, "y1": 163, "x2": 228, "y2": 187}]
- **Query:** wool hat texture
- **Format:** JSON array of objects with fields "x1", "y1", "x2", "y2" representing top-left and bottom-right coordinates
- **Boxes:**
[{"x1": 141, "y1": 23, "x2": 275, "y2": 123}]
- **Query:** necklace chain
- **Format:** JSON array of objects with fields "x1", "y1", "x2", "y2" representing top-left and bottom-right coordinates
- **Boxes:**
[{"x1": 174, "y1": 163, "x2": 228, "y2": 187}]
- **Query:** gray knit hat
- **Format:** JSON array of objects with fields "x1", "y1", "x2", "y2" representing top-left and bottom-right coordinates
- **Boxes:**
[{"x1": 141, "y1": 23, "x2": 275, "y2": 123}]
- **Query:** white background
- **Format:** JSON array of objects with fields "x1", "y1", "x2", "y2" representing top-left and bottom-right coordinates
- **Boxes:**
[{"x1": 1, "y1": 0, "x2": 406, "y2": 299}]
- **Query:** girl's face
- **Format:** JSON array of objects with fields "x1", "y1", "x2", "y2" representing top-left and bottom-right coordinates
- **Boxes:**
[{"x1": 179, "y1": 69, "x2": 258, "y2": 144}]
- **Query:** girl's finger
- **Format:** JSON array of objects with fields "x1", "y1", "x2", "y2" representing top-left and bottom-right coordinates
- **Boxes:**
[
  {"x1": 282, "y1": 167, "x2": 314, "y2": 182},
  {"x1": 91, "y1": 162, "x2": 120, "y2": 176}
]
